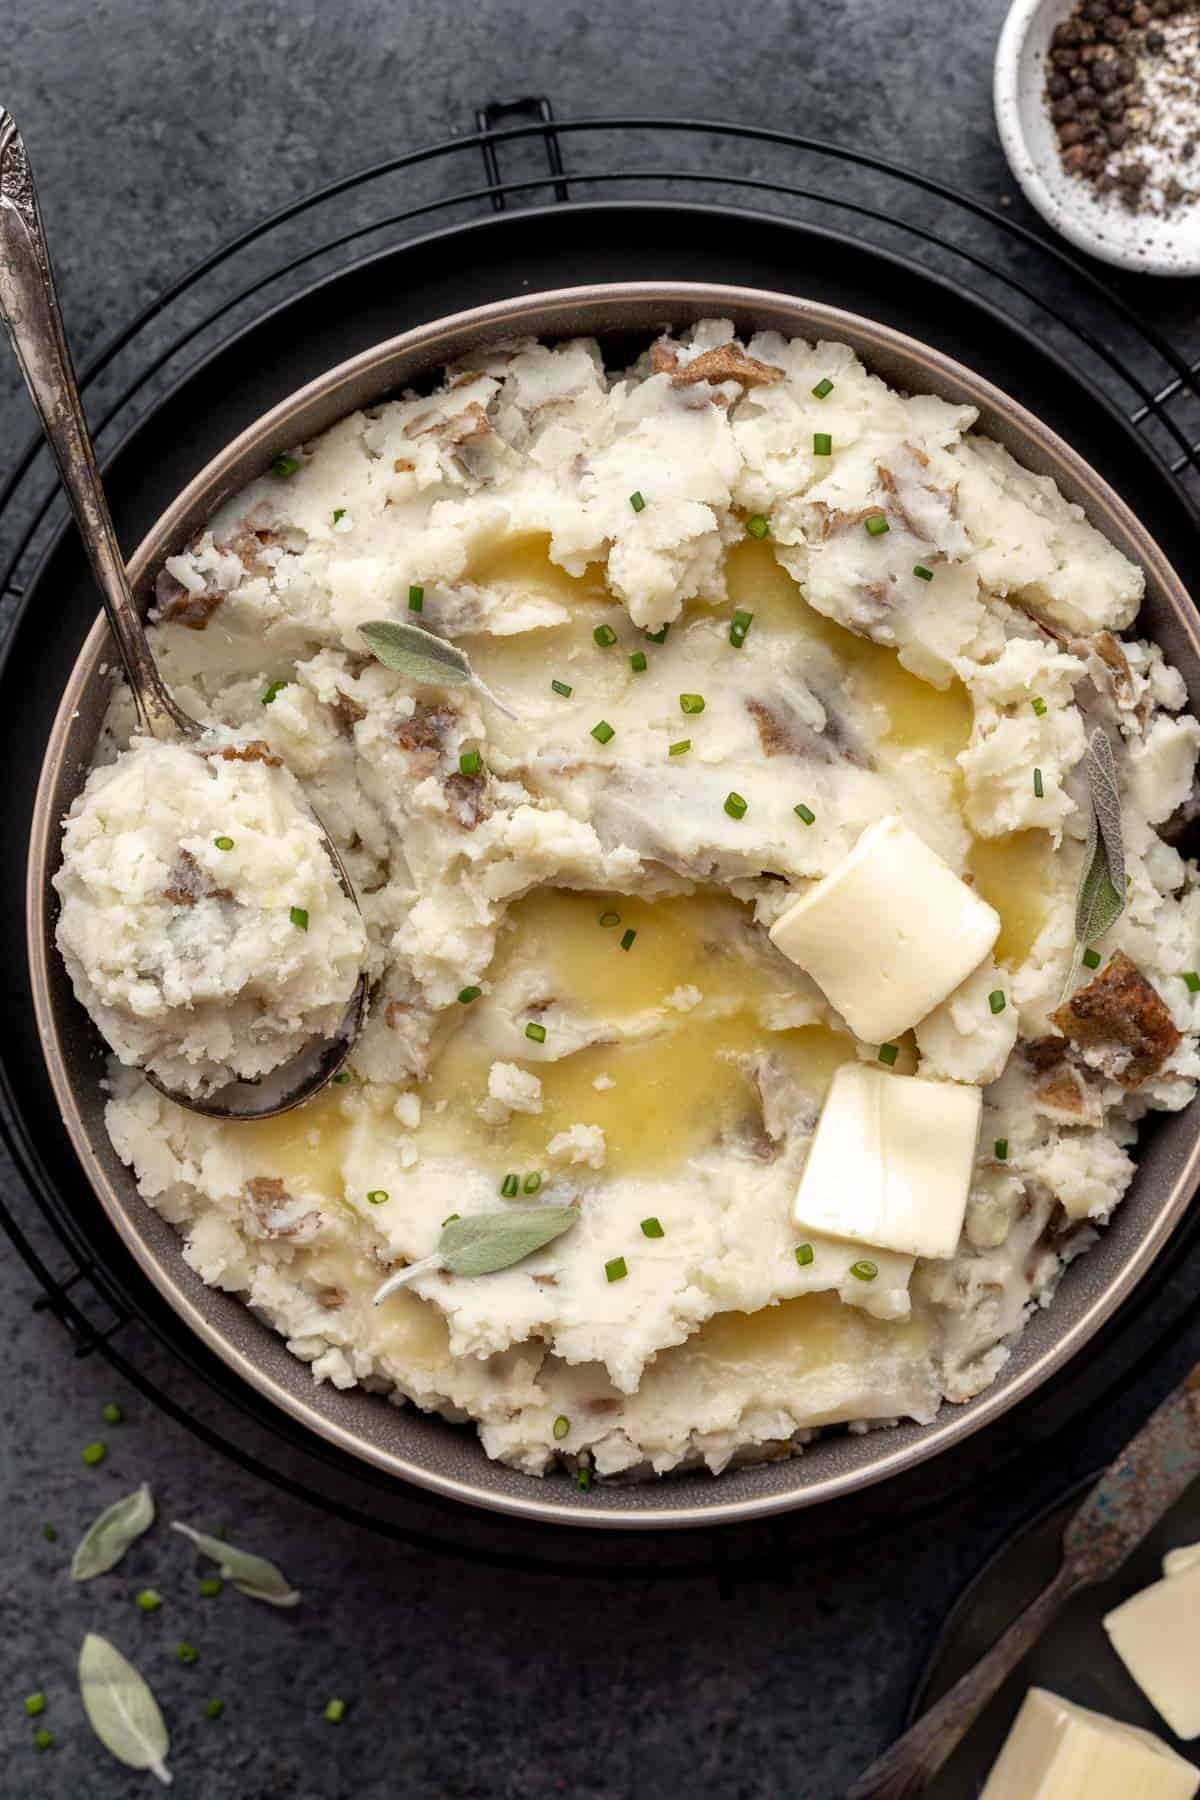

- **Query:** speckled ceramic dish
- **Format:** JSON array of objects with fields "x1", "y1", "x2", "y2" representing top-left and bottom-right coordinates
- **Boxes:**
[
  {"x1": 995, "y1": 0, "x2": 1200, "y2": 276},
  {"x1": 27, "y1": 282, "x2": 1200, "y2": 1528}
]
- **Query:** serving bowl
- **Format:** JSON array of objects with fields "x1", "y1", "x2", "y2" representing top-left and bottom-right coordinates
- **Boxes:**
[{"x1": 27, "y1": 281, "x2": 1200, "y2": 1529}]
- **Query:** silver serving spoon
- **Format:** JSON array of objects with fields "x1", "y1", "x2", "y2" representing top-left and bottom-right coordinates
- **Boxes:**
[{"x1": 0, "y1": 110, "x2": 366, "y2": 1118}]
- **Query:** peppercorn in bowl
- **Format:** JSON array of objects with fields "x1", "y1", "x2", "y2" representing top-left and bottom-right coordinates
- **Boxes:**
[{"x1": 29, "y1": 285, "x2": 1200, "y2": 1525}]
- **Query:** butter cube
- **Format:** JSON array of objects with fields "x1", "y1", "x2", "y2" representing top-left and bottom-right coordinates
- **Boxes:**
[
  {"x1": 1104, "y1": 1560, "x2": 1200, "y2": 1740},
  {"x1": 791, "y1": 1062, "x2": 980, "y2": 1260},
  {"x1": 981, "y1": 1688, "x2": 1199, "y2": 1800},
  {"x1": 768, "y1": 815, "x2": 1000, "y2": 1044},
  {"x1": 1164, "y1": 1542, "x2": 1200, "y2": 1579}
]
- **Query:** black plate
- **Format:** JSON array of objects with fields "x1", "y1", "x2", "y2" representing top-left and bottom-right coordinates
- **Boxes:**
[{"x1": 5, "y1": 199, "x2": 1200, "y2": 1555}]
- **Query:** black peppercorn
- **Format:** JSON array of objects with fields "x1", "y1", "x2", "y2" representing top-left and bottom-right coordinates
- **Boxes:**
[
  {"x1": 1083, "y1": 0, "x2": 1107, "y2": 20},
  {"x1": 1052, "y1": 95, "x2": 1080, "y2": 120},
  {"x1": 1146, "y1": 27, "x2": 1165, "y2": 48},
  {"x1": 1063, "y1": 143, "x2": 1092, "y2": 172},
  {"x1": 1100, "y1": 92, "x2": 1125, "y2": 117},
  {"x1": 1058, "y1": 120, "x2": 1087, "y2": 145},
  {"x1": 1103, "y1": 15, "x2": 1129, "y2": 38},
  {"x1": 1107, "y1": 122, "x2": 1130, "y2": 146},
  {"x1": 1048, "y1": 72, "x2": 1071, "y2": 97},
  {"x1": 1112, "y1": 0, "x2": 1134, "y2": 13},
  {"x1": 1114, "y1": 56, "x2": 1134, "y2": 79},
  {"x1": 1129, "y1": 1, "x2": 1150, "y2": 19},
  {"x1": 1076, "y1": 84, "x2": 1098, "y2": 105},
  {"x1": 1069, "y1": 62, "x2": 1091, "y2": 83},
  {"x1": 1052, "y1": 18, "x2": 1082, "y2": 43},
  {"x1": 1092, "y1": 61, "x2": 1118, "y2": 91}
]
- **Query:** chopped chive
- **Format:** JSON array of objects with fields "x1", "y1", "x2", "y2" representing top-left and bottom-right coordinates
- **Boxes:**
[
  {"x1": 204, "y1": 1700, "x2": 224, "y2": 1721},
  {"x1": 729, "y1": 608, "x2": 754, "y2": 648},
  {"x1": 41, "y1": 1525, "x2": 57, "y2": 1543},
  {"x1": 795, "y1": 1243, "x2": 814, "y2": 1267},
  {"x1": 408, "y1": 585, "x2": 424, "y2": 613},
  {"x1": 366, "y1": 1190, "x2": 388, "y2": 1206},
  {"x1": 551, "y1": 678, "x2": 573, "y2": 697},
  {"x1": 813, "y1": 432, "x2": 832, "y2": 457},
  {"x1": 576, "y1": 1467, "x2": 593, "y2": 1492},
  {"x1": 988, "y1": 990, "x2": 1007, "y2": 1015},
  {"x1": 81, "y1": 1442, "x2": 106, "y2": 1467},
  {"x1": 33, "y1": 1729, "x2": 52, "y2": 1752},
  {"x1": 261, "y1": 679, "x2": 287, "y2": 705},
  {"x1": 645, "y1": 624, "x2": 670, "y2": 644},
  {"x1": 332, "y1": 508, "x2": 346, "y2": 525},
  {"x1": 604, "y1": 1256, "x2": 628, "y2": 1283},
  {"x1": 101, "y1": 1402, "x2": 123, "y2": 1426},
  {"x1": 669, "y1": 739, "x2": 691, "y2": 756},
  {"x1": 457, "y1": 985, "x2": 482, "y2": 1004},
  {"x1": 524, "y1": 1172, "x2": 542, "y2": 1194},
  {"x1": 812, "y1": 377, "x2": 835, "y2": 398},
  {"x1": 332, "y1": 1070, "x2": 352, "y2": 1084},
  {"x1": 176, "y1": 1643, "x2": 198, "y2": 1665},
  {"x1": 459, "y1": 749, "x2": 482, "y2": 776},
  {"x1": 135, "y1": 1589, "x2": 163, "y2": 1613},
  {"x1": 213, "y1": 836, "x2": 234, "y2": 852},
  {"x1": 724, "y1": 791, "x2": 748, "y2": 820},
  {"x1": 913, "y1": 564, "x2": 934, "y2": 582},
  {"x1": 553, "y1": 1415, "x2": 571, "y2": 1440},
  {"x1": 745, "y1": 514, "x2": 770, "y2": 539},
  {"x1": 24, "y1": 1693, "x2": 45, "y2": 1718},
  {"x1": 525, "y1": 1021, "x2": 547, "y2": 1044},
  {"x1": 679, "y1": 693, "x2": 706, "y2": 715},
  {"x1": 590, "y1": 720, "x2": 615, "y2": 744},
  {"x1": 629, "y1": 490, "x2": 646, "y2": 513},
  {"x1": 500, "y1": 1174, "x2": 520, "y2": 1198},
  {"x1": 1082, "y1": 949, "x2": 1102, "y2": 971},
  {"x1": 1033, "y1": 767, "x2": 1044, "y2": 798},
  {"x1": 593, "y1": 623, "x2": 618, "y2": 648},
  {"x1": 794, "y1": 802, "x2": 816, "y2": 826},
  {"x1": 850, "y1": 1260, "x2": 879, "y2": 1282},
  {"x1": 324, "y1": 1699, "x2": 347, "y2": 1725},
  {"x1": 599, "y1": 911, "x2": 621, "y2": 927},
  {"x1": 640, "y1": 1217, "x2": 665, "y2": 1238},
  {"x1": 198, "y1": 1578, "x2": 222, "y2": 1598},
  {"x1": 1183, "y1": 971, "x2": 1200, "y2": 992},
  {"x1": 272, "y1": 453, "x2": 299, "y2": 478},
  {"x1": 441, "y1": 1213, "x2": 460, "y2": 1226},
  {"x1": 1031, "y1": 696, "x2": 1047, "y2": 717},
  {"x1": 864, "y1": 514, "x2": 890, "y2": 537},
  {"x1": 289, "y1": 906, "x2": 309, "y2": 931},
  {"x1": 629, "y1": 650, "x2": 648, "y2": 673},
  {"x1": 878, "y1": 1044, "x2": 899, "y2": 1067},
  {"x1": 994, "y1": 1137, "x2": 1009, "y2": 1161},
  {"x1": 619, "y1": 928, "x2": 637, "y2": 951}
]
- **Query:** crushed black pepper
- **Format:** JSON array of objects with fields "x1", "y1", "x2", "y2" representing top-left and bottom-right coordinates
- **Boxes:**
[{"x1": 1043, "y1": 0, "x2": 1200, "y2": 213}]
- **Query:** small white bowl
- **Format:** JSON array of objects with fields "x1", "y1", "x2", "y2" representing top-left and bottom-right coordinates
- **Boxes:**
[{"x1": 994, "y1": 0, "x2": 1200, "y2": 276}]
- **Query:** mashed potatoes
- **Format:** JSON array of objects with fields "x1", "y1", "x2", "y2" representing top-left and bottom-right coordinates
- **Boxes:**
[{"x1": 68, "y1": 320, "x2": 1200, "y2": 1482}]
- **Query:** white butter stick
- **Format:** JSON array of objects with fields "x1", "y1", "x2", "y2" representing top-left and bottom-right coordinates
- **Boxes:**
[
  {"x1": 769, "y1": 815, "x2": 1000, "y2": 1045},
  {"x1": 1163, "y1": 1541, "x2": 1200, "y2": 1579},
  {"x1": 791, "y1": 1062, "x2": 981, "y2": 1261},
  {"x1": 1104, "y1": 1560, "x2": 1200, "y2": 1741},
  {"x1": 981, "y1": 1688, "x2": 1199, "y2": 1800}
]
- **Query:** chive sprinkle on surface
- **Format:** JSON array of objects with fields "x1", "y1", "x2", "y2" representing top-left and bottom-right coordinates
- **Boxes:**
[
  {"x1": 176, "y1": 1643, "x2": 198, "y2": 1665},
  {"x1": 523, "y1": 1172, "x2": 542, "y2": 1194},
  {"x1": 261, "y1": 679, "x2": 287, "y2": 705},
  {"x1": 553, "y1": 1415, "x2": 571, "y2": 1440},
  {"x1": 629, "y1": 490, "x2": 647, "y2": 513},
  {"x1": 576, "y1": 1467, "x2": 593, "y2": 1492},
  {"x1": 599, "y1": 911, "x2": 621, "y2": 927},
  {"x1": 850, "y1": 1260, "x2": 879, "y2": 1282},
  {"x1": 459, "y1": 749, "x2": 482, "y2": 776},
  {"x1": 525, "y1": 1021, "x2": 547, "y2": 1043},
  {"x1": 366, "y1": 1190, "x2": 388, "y2": 1206},
  {"x1": 591, "y1": 720, "x2": 615, "y2": 744},
  {"x1": 1184, "y1": 971, "x2": 1200, "y2": 992},
  {"x1": 324, "y1": 1699, "x2": 347, "y2": 1725},
  {"x1": 101, "y1": 1402, "x2": 123, "y2": 1426},
  {"x1": 1033, "y1": 767, "x2": 1044, "y2": 798},
  {"x1": 629, "y1": 650, "x2": 648, "y2": 673},
  {"x1": 724, "y1": 791, "x2": 748, "y2": 820},
  {"x1": 204, "y1": 1700, "x2": 224, "y2": 1721},
  {"x1": 1031, "y1": 696, "x2": 1047, "y2": 717},
  {"x1": 290, "y1": 906, "x2": 309, "y2": 931},
  {"x1": 593, "y1": 623, "x2": 617, "y2": 647},
  {"x1": 669, "y1": 739, "x2": 691, "y2": 756},
  {"x1": 442, "y1": 1213, "x2": 460, "y2": 1226},
  {"x1": 729, "y1": 609, "x2": 753, "y2": 647},
  {"x1": 794, "y1": 802, "x2": 816, "y2": 826},
  {"x1": 878, "y1": 1043, "x2": 899, "y2": 1067},
  {"x1": 82, "y1": 1442, "x2": 106, "y2": 1467},
  {"x1": 1082, "y1": 950, "x2": 1102, "y2": 971},
  {"x1": 995, "y1": 1137, "x2": 1009, "y2": 1161},
  {"x1": 551, "y1": 678, "x2": 573, "y2": 697},
  {"x1": 864, "y1": 514, "x2": 889, "y2": 537},
  {"x1": 457, "y1": 985, "x2": 482, "y2": 1004},
  {"x1": 794, "y1": 1243, "x2": 814, "y2": 1267},
  {"x1": 24, "y1": 1694, "x2": 45, "y2": 1718},
  {"x1": 272, "y1": 453, "x2": 299, "y2": 478},
  {"x1": 620, "y1": 928, "x2": 637, "y2": 951},
  {"x1": 679, "y1": 693, "x2": 706, "y2": 715},
  {"x1": 605, "y1": 1256, "x2": 628, "y2": 1283},
  {"x1": 332, "y1": 508, "x2": 346, "y2": 525},
  {"x1": 500, "y1": 1173, "x2": 519, "y2": 1198},
  {"x1": 640, "y1": 1217, "x2": 665, "y2": 1238},
  {"x1": 988, "y1": 990, "x2": 1007, "y2": 1015},
  {"x1": 33, "y1": 1730, "x2": 52, "y2": 1752},
  {"x1": 913, "y1": 564, "x2": 933, "y2": 582},
  {"x1": 213, "y1": 836, "x2": 234, "y2": 851},
  {"x1": 41, "y1": 1524, "x2": 57, "y2": 1542},
  {"x1": 813, "y1": 432, "x2": 832, "y2": 457},
  {"x1": 408, "y1": 585, "x2": 424, "y2": 613},
  {"x1": 812, "y1": 377, "x2": 834, "y2": 398},
  {"x1": 332, "y1": 1070, "x2": 351, "y2": 1084},
  {"x1": 199, "y1": 1578, "x2": 222, "y2": 1598},
  {"x1": 745, "y1": 514, "x2": 770, "y2": 539},
  {"x1": 136, "y1": 1589, "x2": 163, "y2": 1612}
]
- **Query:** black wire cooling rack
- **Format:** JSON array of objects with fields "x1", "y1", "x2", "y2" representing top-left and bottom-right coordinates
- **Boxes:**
[{"x1": 2, "y1": 103, "x2": 1199, "y2": 1577}]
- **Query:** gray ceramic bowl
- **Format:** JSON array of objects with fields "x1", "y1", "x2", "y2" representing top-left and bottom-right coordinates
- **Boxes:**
[{"x1": 27, "y1": 283, "x2": 1200, "y2": 1529}]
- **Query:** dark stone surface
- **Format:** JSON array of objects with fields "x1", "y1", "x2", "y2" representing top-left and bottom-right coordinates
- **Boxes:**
[{"x1": 1, "y1": 2, "x2": 1198, "y2": 1796}]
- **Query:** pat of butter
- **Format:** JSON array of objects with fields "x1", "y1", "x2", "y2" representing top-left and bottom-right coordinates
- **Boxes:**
[
  {"x1": 1104, "y1": 1560, "x2": 1200, "y2": 1740},
  {"x1": 768, "y1": 815, "x2": 1000, "y2": 1044},
  {"x1": 792, "y1": 1062, "x2": 980, "y2": 1260},
  {"x1": 1164, "y1": 1541, "x2": 1200, "y2": 1579},
  {"x1": 981, "y1": 1687, "x2": 1199, "y2": 1800}
]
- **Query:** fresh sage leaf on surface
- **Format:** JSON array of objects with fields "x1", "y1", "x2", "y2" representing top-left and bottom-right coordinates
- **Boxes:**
[
  {"x1": 78, "y1": 1632, "x2": 172, "y2": 1786},
  {"x1": 1067, "y1": 727, "x2": 1126, "y2": 991},
  {"x1": 373, "y1": 1204, "x2": 578, "y2": 1304},
  {"x1": 361, "y1": 619, "x2": 517, "y2": 719},
  {"x1": 169, "y1": 1521, "x2": 300, "y2": 1608},
  {"x1": 71, "y1": 1483, "x2": 154, "y2": 1582}
]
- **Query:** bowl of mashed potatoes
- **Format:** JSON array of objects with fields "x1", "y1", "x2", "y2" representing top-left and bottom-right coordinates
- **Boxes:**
[{"x1": 28, "y1": 284, "x2": 1200, "y2": 1526}]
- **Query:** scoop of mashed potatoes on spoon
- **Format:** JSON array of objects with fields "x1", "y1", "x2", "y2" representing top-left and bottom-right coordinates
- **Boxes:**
[{"x1": 54, "y1": 731, "x2": 367, "y2": 1097}]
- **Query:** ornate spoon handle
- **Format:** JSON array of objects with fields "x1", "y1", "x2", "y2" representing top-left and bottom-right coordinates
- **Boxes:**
[{"x1": 0, "y1": 109, "x2": 193, "y2": 740}]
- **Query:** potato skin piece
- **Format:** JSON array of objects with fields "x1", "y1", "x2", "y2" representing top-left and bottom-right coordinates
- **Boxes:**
[{"x1": 1050, "y1": 950, "x2": 1180, "y2": 1090}]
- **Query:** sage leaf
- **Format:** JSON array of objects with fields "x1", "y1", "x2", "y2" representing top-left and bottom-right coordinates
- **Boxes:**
[
  {"x1": 373, "y1": 1204, "x2": 578, "y2": 1304},
  {"x1": 1067, "y1": 727, "x2": 1127, "y2": 991},
  {"x1": 71, "y1": 1483, "x2": 154, "y2": 1582},
  {"x1": 169, "y1": 1522, "x2": 300, "y2": 1608},
  {"x1": 361, "y1": 619, "x2": 517, "y2": 720},
  {"x1": 78, "y1": 1633, "x2": 172, "y2": 1786}
]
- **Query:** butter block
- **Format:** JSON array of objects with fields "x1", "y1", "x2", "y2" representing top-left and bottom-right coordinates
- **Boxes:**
[
  {"x1": 1104, "y1": 1560, "x2": 1200, "y2": 1739},
  {"x1": 981, "y1": 1687, "x2": 1199, "y2": 1800},
  {"x1": 791, "y1": 1062, "x2": 981, "y2": 1260},
  {"x1": 768, "y1": 815, "x2": 1000, "y2": 1043},
  {"x1": 1164, "y1": 1542, "x2": 1200, "y2": 1579}
]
